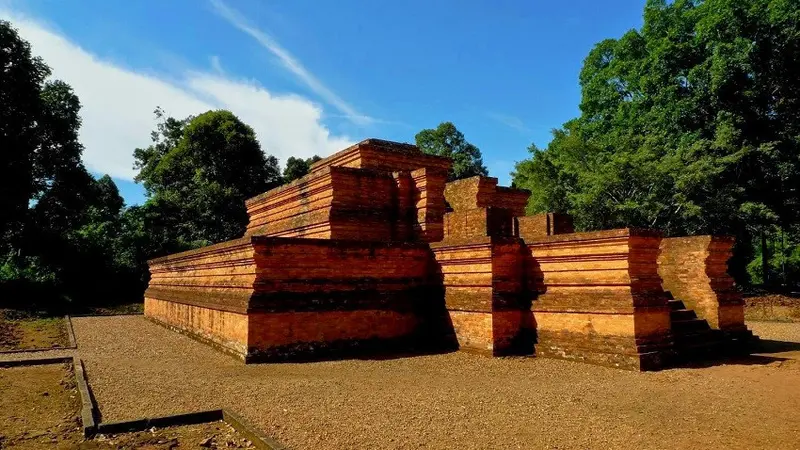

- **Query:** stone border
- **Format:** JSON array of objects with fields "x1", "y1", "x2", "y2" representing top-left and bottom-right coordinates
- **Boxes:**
[
  {"x1": 223, "y1": 409, "x2": 288, "y2": 450},
  {"x1": 95, "y1": 410, "x2": 223, "y2": 435},
  {"x1": 90, "y1": 409, "x2": 286, "y2": 449},
  {"x1": 0, "y1": 342, "x2": 286, "y2": 448},
  {"x1": 0, "y1": 315, "x2": 78, "y2": 354},
  {"x1": 66, "y1": 315, "x2": 77, "y2": 348},
  {"x1": 73, "y1": 357, "x2": 99, "y2": 437},
  {"x1": 0, "y1": 355, "x2": 72, "y2": 368}
]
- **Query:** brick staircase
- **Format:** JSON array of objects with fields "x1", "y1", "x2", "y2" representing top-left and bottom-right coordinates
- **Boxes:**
[{"x1": 665, "y1": 293, "x2": 727, "y2": 361}]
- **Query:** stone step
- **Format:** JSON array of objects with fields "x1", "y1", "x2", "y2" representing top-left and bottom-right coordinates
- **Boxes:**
[
  {"x1": 671, "y1": 318, "x2": 711, "y2": 333},
  {"x1": 668, "y1": 299, "x2": 685, "y2": 310},
  {"x1": 670, "y1": 308, "x2": 697, "y2": 321},
  {"x1": 672, "y1": 329, "x2": 727, "y2": 359}
]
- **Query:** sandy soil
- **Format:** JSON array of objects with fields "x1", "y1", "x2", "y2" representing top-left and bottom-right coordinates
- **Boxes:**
[
  {"x1": 745, "y1": 294, "x2": 800, "y2": 322},
  {"x1": 0, "y1": 363, "x2": 255, "y2": 449},
  {"x1": 70, "y1": 316, "x2": 800, "y2": 450},
  {"x1": 0, "y1": 312, "x2": 69, "y2": 352},
  {"x1": 0, "y1": 363, "x2": 81, "y2": 449}
]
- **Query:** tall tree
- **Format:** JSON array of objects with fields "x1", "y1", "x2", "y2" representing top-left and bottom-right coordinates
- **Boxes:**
[
  {"x1": 512, "y1": 0, "x2": 800, "y2": 282},
  {"x1": 134, "y1": 109, "x2": 282, "y2": 252},
  {"x1": 415, "y1": 122, "x2": 489, "y2": 181},
  {"x1": 1, "y1": 20, "x2": 139, "y2": 307},
  {"x1": 0, "y1": 21, "x2": 86, "y2": 252},
  {"x1": 283, "y1": 155, "x2": 322, "y2": 184}
]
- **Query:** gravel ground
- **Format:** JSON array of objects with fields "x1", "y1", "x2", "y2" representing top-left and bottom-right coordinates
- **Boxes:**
[{"x1": 71, "y1": 317, "x2": 800, "y2": 450}]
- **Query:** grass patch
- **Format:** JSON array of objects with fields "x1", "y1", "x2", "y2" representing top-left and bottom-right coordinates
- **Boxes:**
[{"x1": 0, "y1": 310, "x2": 68, "y2": 352}]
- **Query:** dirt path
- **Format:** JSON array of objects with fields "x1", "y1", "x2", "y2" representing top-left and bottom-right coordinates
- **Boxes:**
[{"x1": 70, "y1": 317, "x2": 800, "y2": 449}]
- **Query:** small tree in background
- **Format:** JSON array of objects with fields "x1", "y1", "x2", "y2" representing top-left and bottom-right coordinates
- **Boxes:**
[
  {"x1": 134, "y1": 109, "x2": 283, "y2": 253},
  {"x1": 283, "y1": 155, "x2": 322, "y2": 184},
  {"x1": 415, "y1": 122, "x2": 488, "y2": 181}
]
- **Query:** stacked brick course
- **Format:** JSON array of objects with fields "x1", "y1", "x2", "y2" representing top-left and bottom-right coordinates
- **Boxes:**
[
  {"x1": 431, "y1": 176, "x2": 531, "y2": 355},
  {"x1": 145, "y1": 138, "x2": 753, "y2": 370},
  {"x1": 526, "y1": 229, "x2": 673, "y2": 370},
  {"x1": 146, "y1": 237, "x2": 440, "y2": 361}
]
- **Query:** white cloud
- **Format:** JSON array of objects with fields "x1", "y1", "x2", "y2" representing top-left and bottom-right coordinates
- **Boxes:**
[
  {"x1": 487, "y1": 112, "x2": 530, "y2": 134},
  {"x1": 2, "y1": 10, "x2": 354, "y2": 180},
  {"x1": 209, "y1": 0, "x2": 374, "y2": 126}
]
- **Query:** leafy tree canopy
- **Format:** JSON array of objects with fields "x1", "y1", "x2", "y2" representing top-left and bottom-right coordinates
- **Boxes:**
[
  {"x1": 1, "y1": 21, "x2": 88, "y2": 250},
  {"x1": 415, "y1": 122, "x2": 489, "y2": 181},
  {"x1": 283, "y1": 155, "x2": 322, "y2": 184},
  {"x1": 513, "y1": 0, "x2": 800, "y2": 241},
  {"x1": 134, "y1": 109, "x2": 282, "y2": 250}
]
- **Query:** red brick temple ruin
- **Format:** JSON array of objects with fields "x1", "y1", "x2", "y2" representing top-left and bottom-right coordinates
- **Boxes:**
[{"x1": 144, "y1": 139, "x2": 755, "y2": 370}]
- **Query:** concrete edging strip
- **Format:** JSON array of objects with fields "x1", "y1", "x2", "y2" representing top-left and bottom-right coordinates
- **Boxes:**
[
  {"x1": 222, "y1": 409, "x2": 288, "y2": 450},
  {"x1": 95, "y1": 409, "x2": 224, "y2": 434},
  {"x1": 0, "y1": 356, "x2": 72, "y2": 368},
  {"x1": 65, "y1": 315, "x2": 77, "y2": 348},
  {"x1": 91, "y1": 409, "x2": 286, "y2": 449},
  {"x1": 0, "y1": 354, "x2": 287, "y2": 448},
  {"x1": 72, "y1": 357, "x2": 99, "y2": 437}
]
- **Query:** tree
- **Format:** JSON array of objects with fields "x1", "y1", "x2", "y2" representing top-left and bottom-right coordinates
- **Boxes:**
[
  {"x1": 0, "y1": 20, "x2": 123, "y2": 308},
  {"x1": 512, "y1": 0, "x2": 800, "y2": 283},
  {"x1": 283, "y1": 155, "x2": 322, "y2": 184},
  {"x1": 0, "y1": 21, "x2": 86, "y2": 252},
  {"x1": 415, "y1": 122, "x2": 488, "y2": 181},
  {"x1": 134, "y1": 109, "x2": 282, "y2": 252}
]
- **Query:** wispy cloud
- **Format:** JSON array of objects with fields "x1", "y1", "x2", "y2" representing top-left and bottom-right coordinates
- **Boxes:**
[
  {"x1": 209, "y1": 55, "x2": 224, "y2": 74},
  {"x1": 487, "y1": 112, "x2": 530, "y2": 134},
  {"x1": 209, "y1": 0, "x2": 374, "y2": 126},
  {"x1": 3, "y1": 9, "x2": 353, "y2": 180}
]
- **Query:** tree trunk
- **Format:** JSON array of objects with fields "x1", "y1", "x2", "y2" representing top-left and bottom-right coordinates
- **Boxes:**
[{"x1": 761, "y1": 230, "x2": 769, "y2": 287}]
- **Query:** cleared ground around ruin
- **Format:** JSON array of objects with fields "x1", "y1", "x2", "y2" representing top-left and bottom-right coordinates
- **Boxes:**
[{"x1": 71, "y1": 316, "x2": 799, "y2": 450}]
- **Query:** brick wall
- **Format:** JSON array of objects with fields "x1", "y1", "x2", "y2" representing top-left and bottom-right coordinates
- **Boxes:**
[
  {"x1": 430, "y1": 237, "x2": 530, "y2": 355},
  {"x1": 145, "y1": 236, "x2": 443, "y2": 361},
  {"x1": 517, "y1": 213, "x2": 574, "y2": 241},
  {"x1": 526, "y1": 229, "x2": 672, "y2": 370},
  {"x1": 658, "y1": 236, "x2": 748, "y2": 332}
]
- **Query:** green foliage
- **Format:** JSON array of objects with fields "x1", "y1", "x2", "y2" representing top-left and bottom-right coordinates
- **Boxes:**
[
  {"x1": 1, "y1": 20, "x2": 124, "y2": 309},
  {"x1": 283, "y1": 155, "x2": 322, "y2": 184},
  {"x1": 415, "y1": 122, "x2": 489, "y2": 181},
  {"x1": 512, "y1": 0, "x2": 800, "y2": 284},
  {"x1": 134, "y1": 109, "x2": 282, "y2": 251},
  {"x1": 1, "y1": 21, "x2": 87, "y2": 252},
  {"x1": 747, "y1": 228, "x2": 800, "y2": 286},
  {"x1": 1, "y1": 19, "x2": 318, "y2": 309}
]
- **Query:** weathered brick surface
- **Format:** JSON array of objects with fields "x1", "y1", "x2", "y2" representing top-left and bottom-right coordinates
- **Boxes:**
[
  {"x1": 430, "y1": 237, "x2": 530, "y2": 355},
  {"x1": 145, "y1": 139, "x2": 749, "y2": 370},
  {"x1": 517, "y1": 213, "x2": 574, "y2": 241},
  {"x1": 658, "y1": 236, "x2": 749, "y2": 332},
  {"x1": 526, "y1": 229, "x2": 673, "y2": 370},
  {"x1": 146, "y1": 236, "x2": 442, "y2": 360},
  {"x1": 309, "y1": 139, "x2": 451, "y2": 175},
  {"x1": 410, "y1": 168, "x2": 447, "y2": 242},
  {"x1": 245, "y1": 139, "x2": 450, "y2": 243},
  {"x1": 441, "y1": 176, "x2": 528, "y2": 241},
  {"x1": 442, "y1": 208, "x2": 516, "y2": 240},
  {"x1": 145, "y1": 297, "x2": 250, "y2": 357}
]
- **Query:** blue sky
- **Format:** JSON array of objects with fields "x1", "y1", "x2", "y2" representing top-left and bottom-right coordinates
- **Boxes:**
[{"x1": 2, "y1": 0, "x2": 645, "y2": 206}]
